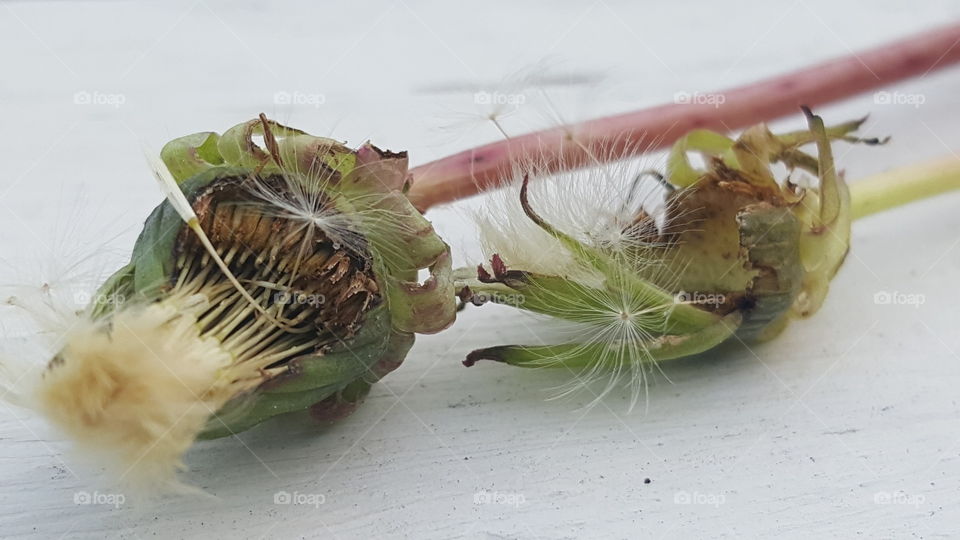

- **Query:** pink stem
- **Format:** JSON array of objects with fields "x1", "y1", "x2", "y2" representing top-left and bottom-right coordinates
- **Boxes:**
[{"x1": 408, "y1": 22, "x2": 960, "y2": 211}]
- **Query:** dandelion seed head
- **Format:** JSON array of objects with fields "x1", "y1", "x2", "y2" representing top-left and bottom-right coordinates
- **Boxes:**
[{"x1": 469, "y1": 147, "x2": 693, "y2": 408}]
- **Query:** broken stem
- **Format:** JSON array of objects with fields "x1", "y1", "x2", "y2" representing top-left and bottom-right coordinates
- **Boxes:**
[
  {"x1": 851, "y1": 155, "x2": 960, "y2": 220},
  {"x1": 408, "y1": 22, "x2": 960, "y2": 211}
]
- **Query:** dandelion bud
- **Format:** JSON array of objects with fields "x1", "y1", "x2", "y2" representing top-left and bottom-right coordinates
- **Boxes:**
[
  {"x1": 8, "y1": 116, "x2": 455, "y2": 488},
  {"x1": 460, "y1": 108, "x2": 883, "y2": 402}
]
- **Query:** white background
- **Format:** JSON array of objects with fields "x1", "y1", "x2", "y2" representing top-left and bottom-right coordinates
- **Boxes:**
[{"x1": 2, "y1": 1, "x2": 960, "y2": 538}]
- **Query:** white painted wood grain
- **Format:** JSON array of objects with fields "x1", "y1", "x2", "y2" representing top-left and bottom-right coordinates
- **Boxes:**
[{"x1": 1, "y1": 1, "x2": 959, "y2": 538}]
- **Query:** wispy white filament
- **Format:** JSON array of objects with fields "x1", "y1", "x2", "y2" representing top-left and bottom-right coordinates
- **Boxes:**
[{"x1": 145, "y1": 152, "x2": 295, "y2": 332}]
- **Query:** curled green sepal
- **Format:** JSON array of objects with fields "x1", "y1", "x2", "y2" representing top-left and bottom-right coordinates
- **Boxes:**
[
  {"x1": 465, "y1": 313, "x2": 741, "y2": 368},
  {"x1": 385, "y1": 248, "x2": 456, "y2": 334},
  {"x1": 460, "y1": 254, "x2": 718, "y2": 336},
  {"x1": 159, "y1": 132, "x2": 223, "y2": 183},
  {"x1": 198, "y1": 305, "x2": 414, "y2": 439}
]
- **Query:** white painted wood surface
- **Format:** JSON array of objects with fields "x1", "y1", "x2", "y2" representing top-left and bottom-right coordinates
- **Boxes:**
[{"x1": 1, "y1": 1, "x2": 960, "y2": 538}]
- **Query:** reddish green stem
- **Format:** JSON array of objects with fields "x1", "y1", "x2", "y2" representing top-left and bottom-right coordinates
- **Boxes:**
[{"x1": 408, "y1": 22, "x2": 960, "y2": 211}]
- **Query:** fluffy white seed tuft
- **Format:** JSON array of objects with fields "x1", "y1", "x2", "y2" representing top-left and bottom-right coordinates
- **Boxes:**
[{"x1": 35, "y1": 298, "x2": 238, "y2": 491}]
